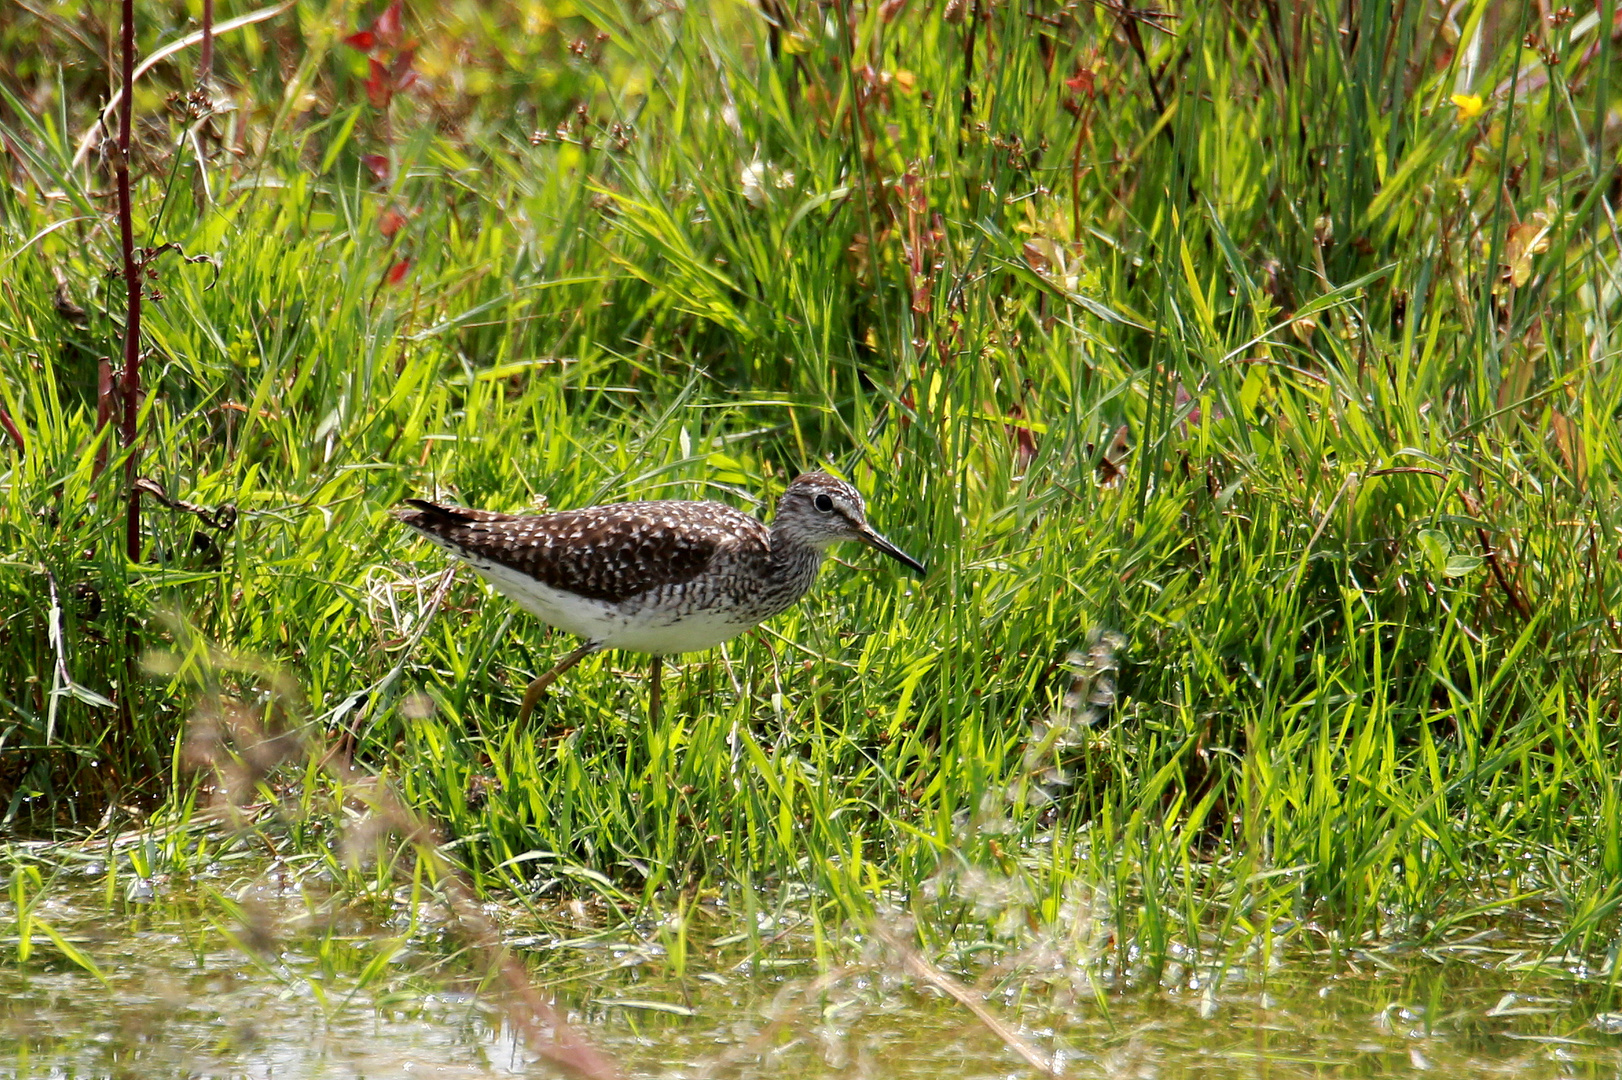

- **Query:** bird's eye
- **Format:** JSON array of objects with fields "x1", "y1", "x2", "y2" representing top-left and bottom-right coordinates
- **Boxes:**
[{"x1": 814, "y1": 494, "x2": 835, "y2": 513}]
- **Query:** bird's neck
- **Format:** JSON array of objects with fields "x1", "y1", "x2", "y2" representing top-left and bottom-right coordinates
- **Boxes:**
[{"x1": 765, "y1": 530, "x2": 826, "y2": 594}]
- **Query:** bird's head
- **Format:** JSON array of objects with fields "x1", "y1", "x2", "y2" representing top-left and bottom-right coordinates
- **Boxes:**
[{"x1": 773, "y1": 472, "x2": 926, "y2": 575}]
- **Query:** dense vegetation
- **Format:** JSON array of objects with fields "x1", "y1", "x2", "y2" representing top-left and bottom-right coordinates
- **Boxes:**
[{"x1": 4, "y1": 0, "x2": 1622, "y2": 989}]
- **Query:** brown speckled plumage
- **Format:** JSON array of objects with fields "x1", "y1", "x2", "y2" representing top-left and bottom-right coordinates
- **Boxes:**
[
  {"x1": 396, "y1": 497, "x2": 765, "y2": 605},
  {"x1": 395, "y1": 472, "x2": 925, "y2": 720}
]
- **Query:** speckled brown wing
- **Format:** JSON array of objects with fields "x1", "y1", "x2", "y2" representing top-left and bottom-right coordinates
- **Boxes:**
[{"x1": 395, "y1": 498, "x2": 770, "y2": 604}]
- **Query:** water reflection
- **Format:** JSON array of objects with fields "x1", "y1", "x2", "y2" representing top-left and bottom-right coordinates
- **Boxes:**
[{"x1": 4, "y1": 868, "x2": 1622, "y2": 1079}]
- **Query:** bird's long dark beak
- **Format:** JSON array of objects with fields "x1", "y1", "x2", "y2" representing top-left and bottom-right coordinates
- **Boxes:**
[{"x1": 859, "y1": 526, "x2": 927, "y2": 576}]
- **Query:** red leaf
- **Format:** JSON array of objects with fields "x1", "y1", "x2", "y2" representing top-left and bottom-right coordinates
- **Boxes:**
[
  {"x1": 1065, "y1": 68, "x2": 1095, "y2": 96},
  {"x1": 379, "y1": 207, "x2": 407, "y2": 237},
  {"x1": 1005, "y1": 404, "x2": 1037, "y2": 468},
  {"x1": 385, "y1": 257, "x2": 412, "y2": 286},
  {"x1": 361, "y1": 153, "x2": 391, "y2": 181},
  {"x1": 375, "y1": 0, "x2": 404, "y2": 47},
  {"x1": 366, "y1": 58, "x2": 392, "y2": 108},
  {"x1": 1014, "y1": 424, "x2": 1038, "y2": 467},
  {"x1": 342, "y1": 29, "x2": 376, "y2": 50},
  {"x1": 392, "y1": 49, "x2": 419, "y2": 93}
]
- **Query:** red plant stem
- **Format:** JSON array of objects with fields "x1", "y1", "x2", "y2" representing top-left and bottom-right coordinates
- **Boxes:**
[
  {"x1": 959, "y1": 0, "x2": 978, "y2": 136},
  {"x1": 200, "y1": 0, "x2": 214, "y2": 84},
  {"x1": 0, "y1": 404, "x2": 23, "y2": 456},
  {"x1": 116, "y1": 0, "x2": 142, "y2": 562}
]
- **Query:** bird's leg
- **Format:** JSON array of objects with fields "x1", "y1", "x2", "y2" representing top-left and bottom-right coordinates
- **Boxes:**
[
  {"x1": 516, "y1": 641, "x2": 600, "y2": 725},
  {"x1": 649, "y1": 655, "x2": 663, "y2": 727}
]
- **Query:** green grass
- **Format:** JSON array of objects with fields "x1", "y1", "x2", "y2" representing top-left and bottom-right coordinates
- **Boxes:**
[{"x1": 5, "y1": 0, "x2": 1622, "y2": 990}]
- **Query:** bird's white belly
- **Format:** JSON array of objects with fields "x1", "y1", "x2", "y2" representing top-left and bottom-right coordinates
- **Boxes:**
[{"x1": 468, "y1": 558, "x2": 753, "y2": 655}]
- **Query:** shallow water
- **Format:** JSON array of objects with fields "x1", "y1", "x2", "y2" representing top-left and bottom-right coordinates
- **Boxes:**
[{"x1": 5, "y1": 863, "x2": 1622, "y2": 1079}]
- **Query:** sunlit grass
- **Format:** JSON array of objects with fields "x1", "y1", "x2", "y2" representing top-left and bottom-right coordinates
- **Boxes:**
[{"x1": 3, "y1": 0, "x2": 1622, "y2": 999}]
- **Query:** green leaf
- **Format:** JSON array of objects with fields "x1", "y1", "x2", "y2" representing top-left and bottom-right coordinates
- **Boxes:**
[
  {"x1": 31, "y1": 918, "x2": 109, "y2": 987},
  {"x1": 1416, "y1": 529, "x2": 1451, "y2": 574},
  {"x1": 1443, "y1": 554, "x2": 1483, "y2": 578}
]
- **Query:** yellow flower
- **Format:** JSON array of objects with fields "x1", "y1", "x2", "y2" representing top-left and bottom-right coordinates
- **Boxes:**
[{"x1": 1451, "y1": 93, "x2": 1486, "y2": 121}]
